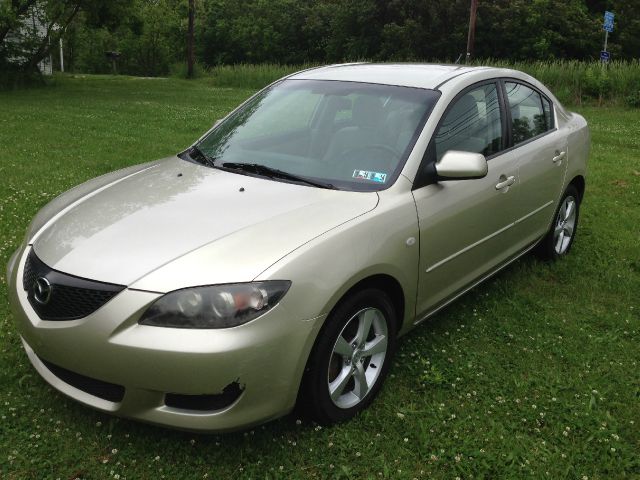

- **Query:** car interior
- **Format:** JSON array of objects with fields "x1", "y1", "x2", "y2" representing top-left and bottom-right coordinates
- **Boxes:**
[{"x1": 200, "y1": 81, "x2": 436, "y2": 188}]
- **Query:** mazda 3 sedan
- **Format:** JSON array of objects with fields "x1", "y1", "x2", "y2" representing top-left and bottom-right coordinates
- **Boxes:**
[{"x1": 6, "y1": 64, "x2": 589, "y2": 432}]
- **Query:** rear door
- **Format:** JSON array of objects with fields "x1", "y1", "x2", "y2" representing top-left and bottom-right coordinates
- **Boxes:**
[{"x1": 502, "y1": 81, "x2": 568, "y2": 249}]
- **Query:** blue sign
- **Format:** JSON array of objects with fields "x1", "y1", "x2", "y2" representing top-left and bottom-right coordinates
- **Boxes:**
[
  {"x1": 600, "y1": 50, "x2": 610, "y2": 62},
  {"x1": 603, "y1": 11, "x2": 614, "y2": 32}
]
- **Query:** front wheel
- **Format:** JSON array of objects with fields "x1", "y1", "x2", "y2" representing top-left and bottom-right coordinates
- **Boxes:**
[
  {"x1": 300, "y1": 288, "x2": 397, "y2": 424},
  {"x1": 536, "y1": 184, "x2": 580, "y2": 260}
]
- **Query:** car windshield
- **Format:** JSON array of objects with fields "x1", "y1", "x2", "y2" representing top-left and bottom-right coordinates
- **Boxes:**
[{"x1": 192, "y1": 79, "x2": 440, "y2": 191}]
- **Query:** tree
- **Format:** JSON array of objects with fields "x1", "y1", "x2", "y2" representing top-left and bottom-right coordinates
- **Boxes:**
[
  {"x1": 187, "y1": 0, "x2": 194, "y2": 78},
  {"x1": 1, "y1": 0, "x2": 133, "y2": 82}
]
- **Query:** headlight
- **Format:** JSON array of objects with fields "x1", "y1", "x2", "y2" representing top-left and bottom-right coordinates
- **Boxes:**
[{"x1": 139, "y1": 281, "x2": 291, "y2": 329}]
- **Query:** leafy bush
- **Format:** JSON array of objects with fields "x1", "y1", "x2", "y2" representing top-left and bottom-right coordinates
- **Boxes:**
[
  {"x1": 582, "y1": 66, "x2": 612, "y2": 101},
  {"x1": 626, "y1": 91, "x2": 640, "y2": 108}
]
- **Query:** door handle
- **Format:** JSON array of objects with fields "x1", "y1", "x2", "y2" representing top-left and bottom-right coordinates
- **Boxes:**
[
  {"x1": 553, "y1": 151, "x2": 566, "y2": 163},
  {"x1": 495, "y1": 175, "x2": 515, "y2": 190}
]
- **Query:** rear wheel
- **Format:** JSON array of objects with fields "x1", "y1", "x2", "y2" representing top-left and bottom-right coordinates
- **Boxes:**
[
  {"x1": 536, "y1": 184, "x2": 580, "y2": 260},
  {"x1": 301, "y1": 288, "x2": 396, "y2": 424}
]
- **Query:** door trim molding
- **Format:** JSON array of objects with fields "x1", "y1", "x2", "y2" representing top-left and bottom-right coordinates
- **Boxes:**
[
  {"x1": 425, "y1": 222, "x2": 513, "y2": 273},
  {"x1": 514, "y1": 200, "x2": 554, "y2": 225},
  {"x1": 415, "y1": 238, "x2": 540, "y2": 326}
]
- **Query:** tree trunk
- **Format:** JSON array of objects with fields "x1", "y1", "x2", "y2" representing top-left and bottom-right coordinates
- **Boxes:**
[
  {"x1": 465, "y1": 0, "x2": 478, "y2": 64},
  {"x1": 187, "y1": 0, "x2": 195, "y2": 78}
]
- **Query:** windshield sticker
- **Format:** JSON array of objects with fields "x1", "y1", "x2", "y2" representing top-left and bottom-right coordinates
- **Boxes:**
[{"x1": 353, "y1": 170, "x2": 387, "y2": 183}]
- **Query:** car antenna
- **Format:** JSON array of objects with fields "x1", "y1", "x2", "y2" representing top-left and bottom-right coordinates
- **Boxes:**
[{"x1": 454, "y1": 53, "x2": 463, "y2": 65}]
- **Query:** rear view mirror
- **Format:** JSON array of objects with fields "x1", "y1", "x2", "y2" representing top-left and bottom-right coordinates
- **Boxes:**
[{"x1": 435, "y1": 151, "x2": 487, "y2": 181}]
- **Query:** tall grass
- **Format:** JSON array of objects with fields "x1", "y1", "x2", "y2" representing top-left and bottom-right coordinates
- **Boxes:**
[
  {"x1": 209, "y1": 63, "x2": 319, "y2": 89},
  {"x1": 207, "y1": 60, "x2": 640, "y2": 106},
  {"x1": 481, "y1": 59, "x2": 640, "y2": 106}
]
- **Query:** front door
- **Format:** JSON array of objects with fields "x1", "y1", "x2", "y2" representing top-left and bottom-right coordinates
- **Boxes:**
[{"x1": 412, "y1": 81, "x2": 522, "y2": 317}]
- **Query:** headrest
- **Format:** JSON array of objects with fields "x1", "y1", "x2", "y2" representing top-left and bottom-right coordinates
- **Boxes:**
[
  {"x1": 448, "y1": 94, "x2": 478, "y2": 124},
  {"x1": 352, "y1": 96, "x2": 384, "y2": 128},
  {"x1": 440, "y1": 94, "x2": 479, "y2": 137}
]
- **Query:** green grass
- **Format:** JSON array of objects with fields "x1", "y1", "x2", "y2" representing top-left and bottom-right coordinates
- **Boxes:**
[{"x1": 0, "y1": 75, "x2": 639, "y2": 479}]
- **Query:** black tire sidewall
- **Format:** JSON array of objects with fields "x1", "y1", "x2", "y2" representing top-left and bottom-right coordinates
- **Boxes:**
[{"x1": 301, "y1": 288, "x2": 397, "y2": 424}]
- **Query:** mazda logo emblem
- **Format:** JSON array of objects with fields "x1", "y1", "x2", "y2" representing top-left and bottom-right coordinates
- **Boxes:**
[{"x1": 33, "y1": 277, "x2": 52, "y2": 305}]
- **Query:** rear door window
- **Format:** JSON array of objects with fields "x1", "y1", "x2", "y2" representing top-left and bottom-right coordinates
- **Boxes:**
[{"x1": 505, "y1": 82, "x2": 553, "y2": 144}]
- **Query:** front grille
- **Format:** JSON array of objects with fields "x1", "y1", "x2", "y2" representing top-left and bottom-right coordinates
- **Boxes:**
[
  {"x1": 22, "y1": 249, "x2": 125, "y2": 321},
  {"x1": 39, "y1": 356, "x2": 125, "y2": 403}
]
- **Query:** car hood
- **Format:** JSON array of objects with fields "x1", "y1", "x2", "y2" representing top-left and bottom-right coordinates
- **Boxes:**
[{"x1": 31, "y1": 157, "x2": 378, "y2": 290}]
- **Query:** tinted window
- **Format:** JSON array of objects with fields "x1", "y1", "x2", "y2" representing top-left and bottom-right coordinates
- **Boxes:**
[
  {"x1": 435, "y1": 83, "x2": 503, "y2": 161},
  {"x1": 505, "y1": 82, "x2": 551, "y2": 144},
  {"x1": 195, "y1": 80, "x2": 440, "y2": 192}
]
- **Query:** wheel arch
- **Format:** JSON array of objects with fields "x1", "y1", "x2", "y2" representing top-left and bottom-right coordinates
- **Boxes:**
[
  {"x1": 295, "y1": 272, "x2": 406, "y2": 418},
  {"x1": 329, "y1": 274, "x2": 406, "y2": 336},
  {"x1": 568, "y1": 175, "x2": 585, "y2": 202}
]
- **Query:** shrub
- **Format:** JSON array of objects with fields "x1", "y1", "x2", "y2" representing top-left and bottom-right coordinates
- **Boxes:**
[{"x1": 626, "y1": 91, "x2": 640, "y2": 108}]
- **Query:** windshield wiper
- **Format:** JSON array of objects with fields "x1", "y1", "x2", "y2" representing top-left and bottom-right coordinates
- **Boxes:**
[
  {"x1": 186, "y1": 145, "x2": 216, "y2": 167},
  {"x1": 221, "y1": 162, "x2": 337, "y2": 190}
]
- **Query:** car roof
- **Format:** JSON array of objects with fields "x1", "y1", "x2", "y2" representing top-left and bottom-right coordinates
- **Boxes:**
[{"x1": 289, "y1": 63, "x2": 495, "y2": 90}]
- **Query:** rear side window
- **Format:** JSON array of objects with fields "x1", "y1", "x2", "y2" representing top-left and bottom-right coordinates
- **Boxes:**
[
  {"x1": 435, "y1": 82, "x2": 503, "y2": 161},
  {"x1": 505, "y1": 82, "x2": 553, "y2": 144}
]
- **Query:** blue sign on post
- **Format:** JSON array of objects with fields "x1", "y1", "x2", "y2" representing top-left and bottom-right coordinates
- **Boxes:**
[
  {"x1": 600, "y1": 51, "x2": 610, "y2": 62},
  {"x1": 603, "y1": 11, "x2": 614, "y2": 32}
]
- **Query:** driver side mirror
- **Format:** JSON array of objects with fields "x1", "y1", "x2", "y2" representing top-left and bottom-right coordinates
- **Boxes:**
[{"x1": 435, "y1": 151, "x2": 488, "y2": 181}]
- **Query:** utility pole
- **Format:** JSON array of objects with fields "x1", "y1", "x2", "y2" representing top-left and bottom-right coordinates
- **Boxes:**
[
  {"x1": 187, "y1": 0, "x2": 195, "y2": 78},
  {"x1": 466, "y1": 0, "x2": 478, "y2": 64},
  {"x1": 59, "y1": 37, "x2": 64, "y2": 72}
]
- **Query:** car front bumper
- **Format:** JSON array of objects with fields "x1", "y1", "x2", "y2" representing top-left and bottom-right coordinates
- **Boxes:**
[{"x1": 7, "y1": 245, "x2": 324, "y2": 432}]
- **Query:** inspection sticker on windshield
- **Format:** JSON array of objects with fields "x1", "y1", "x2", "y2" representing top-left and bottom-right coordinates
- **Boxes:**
[{"x1": 353, "y1": 170, "x2": 387, "y2": 183}]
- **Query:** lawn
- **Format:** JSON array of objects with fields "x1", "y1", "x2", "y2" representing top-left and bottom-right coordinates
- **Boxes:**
[{"x1": 0, "y1": 75, "x2": 638, "y2": 479}]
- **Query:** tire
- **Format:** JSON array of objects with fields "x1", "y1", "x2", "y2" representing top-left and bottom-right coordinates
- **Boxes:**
[
  {"x1": 536, "y1": 184, "x2": 580, "y2": 260},
  {"x1": 300, "y1": 288, "x2": 397, "y2": 425}
]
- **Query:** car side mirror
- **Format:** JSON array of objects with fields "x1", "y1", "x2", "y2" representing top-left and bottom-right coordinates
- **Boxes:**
[{"x1": 435, "y1": 151, "x2": 488, "y2": 181}]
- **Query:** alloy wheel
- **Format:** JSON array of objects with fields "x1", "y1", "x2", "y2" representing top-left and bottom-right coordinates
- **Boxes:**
[
  {"x1": 327, "y1": 307, "x2": 389, "y2": 409},
  {"x1": 553, "y1": 195, "x2": 577, "y2": 255}
]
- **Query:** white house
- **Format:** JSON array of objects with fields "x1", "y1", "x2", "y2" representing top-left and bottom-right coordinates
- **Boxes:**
[{"x1": 5, "y1": 2, "x2": 53, "y2": 75}]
